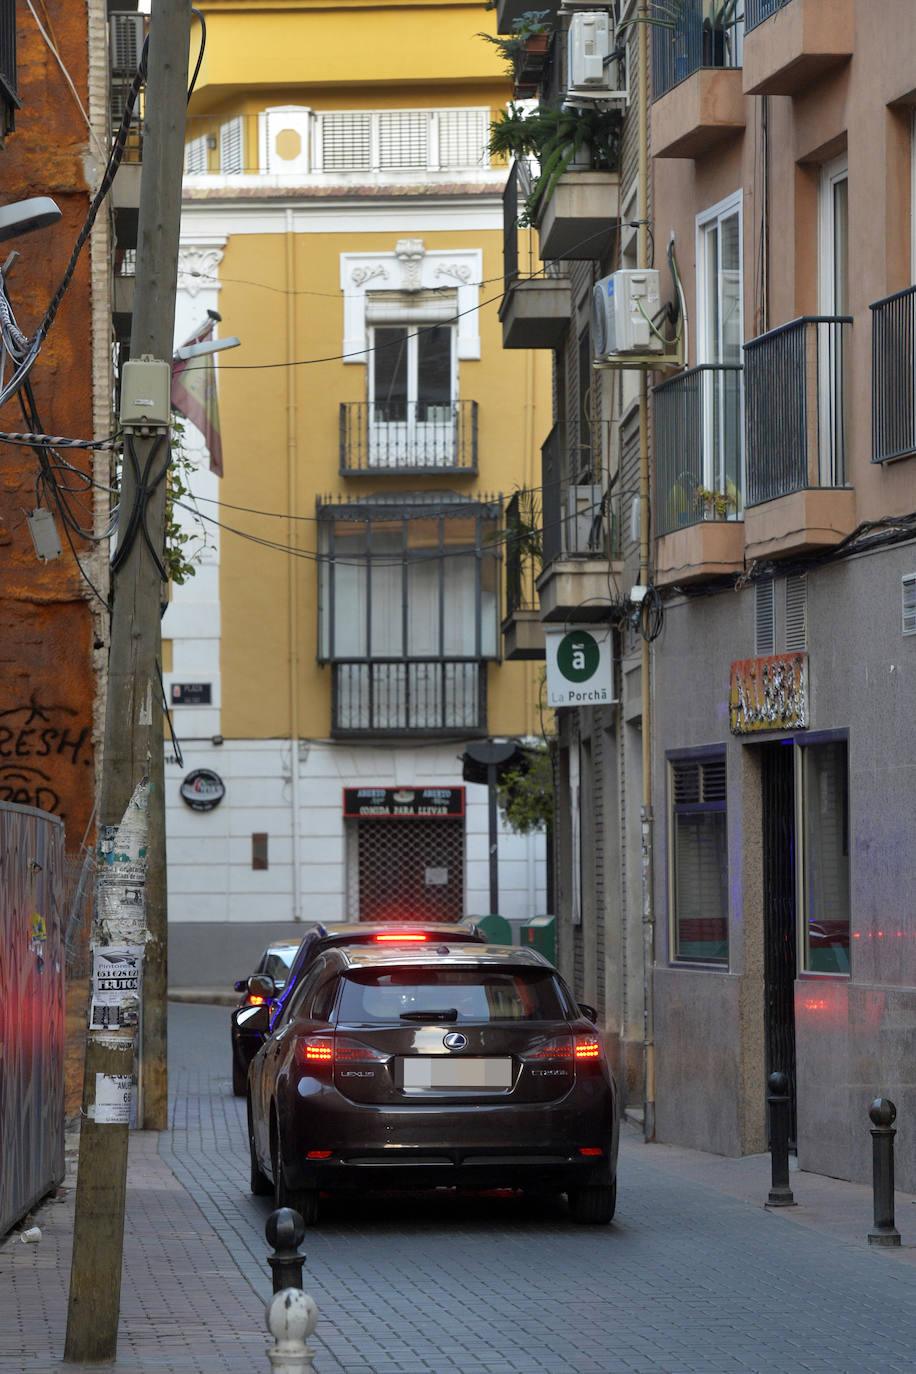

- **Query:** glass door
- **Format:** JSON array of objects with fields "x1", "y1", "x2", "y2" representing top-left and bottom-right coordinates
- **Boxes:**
[{"x1": 370, "y1": 325, "x2": 455, "y2": 467}]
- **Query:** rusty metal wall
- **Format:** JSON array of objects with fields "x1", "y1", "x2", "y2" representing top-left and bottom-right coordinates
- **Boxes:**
[{"x1": 0, "y1": 802, "x2": 66, "y2": 1236}]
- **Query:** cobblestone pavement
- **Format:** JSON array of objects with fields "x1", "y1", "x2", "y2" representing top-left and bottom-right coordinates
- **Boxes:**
[{"x1": 1, "y1": 1002, "x2": 914, "y2": 1373}]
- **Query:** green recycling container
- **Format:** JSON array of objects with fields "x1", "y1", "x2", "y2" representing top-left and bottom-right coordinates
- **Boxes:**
[
  {"x1": 476, "y1": 913, "x2": 512, "y2": 945},
  {"x1": 522, "y1": 914, "x2": 555, "y2": 964}
]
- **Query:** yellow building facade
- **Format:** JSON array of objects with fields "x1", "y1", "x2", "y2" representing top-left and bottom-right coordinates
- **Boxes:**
[{"x1": 164, "y1": 0, "x2": 551, "y2": 974}]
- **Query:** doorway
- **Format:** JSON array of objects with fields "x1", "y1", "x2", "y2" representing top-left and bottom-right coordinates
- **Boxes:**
[{"x1": 760, "y1": 740, "x2": 797, "y2": 1145}]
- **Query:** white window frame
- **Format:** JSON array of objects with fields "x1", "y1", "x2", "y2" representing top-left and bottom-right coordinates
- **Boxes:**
[{"x1": 695, "y1": 190, "x2": 744, "y2": 495}]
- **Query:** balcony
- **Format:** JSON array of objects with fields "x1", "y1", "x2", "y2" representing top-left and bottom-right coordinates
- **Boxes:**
[
  {"x1": 331, "y1": 660, "x2": 486, "y2": 737},
  {"x1": 653, "y1": 364, "x2": 745, "y2": 587},
  {"x1": 537, "y1": 423, "x2": 624, "y2": 622},
  {"x1": 535, "y1": 169, "x2": 620, "y2": 261},
  {"x1": 743, "y1": 0, "x2": 853, "y2": 97},
  {"x1": 651, "y1": 0, "x2": 745, "y2": 159},
  {"x1": 494, "y1": 0, "x2": 560, "y2": 33},
  {"x1": 500, "y1": 161, "x2": 571, "y2": 349},
  {"x1": 743, "y1": 316, "x2": 855, "y2": 560},
  {"x1": 871, "y1": 286, "x2": 916, "y2": 463},
  {"x1": 502, "y1": 491, "x2": 544, "y2": 661},
  {"x1": 339, "y1": 402, "x2": 478, "y2": 476}
]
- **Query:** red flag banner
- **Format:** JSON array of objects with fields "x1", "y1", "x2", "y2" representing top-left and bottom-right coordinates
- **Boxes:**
[{"x1": 170, "y1": 319, "x2": 224, "y2": 477}]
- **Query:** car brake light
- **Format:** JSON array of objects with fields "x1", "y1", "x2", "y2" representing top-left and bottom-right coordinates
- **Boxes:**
[
  {"x1": 373, "y1": 932, "x2": 429, "y2": 942},
  {"x1": 297, "y1": 1036, "x2": 387, "y2": 1072},
  {"x1": 247, "y1": 995, "x2": 266, "y2": 1007},
  {"x1": 522, "y1": 1035, "x2": 602, "y2": 1067},
  {"x1": 575, "y1": 1039, "x2": 601, "y2": 1060},
  {"x1": 307, "y1": 1151, "x2": 332, "y2": 1159},
  {"x1": 579, "y1": 1147, "x2": 604, "y2": 1156}
]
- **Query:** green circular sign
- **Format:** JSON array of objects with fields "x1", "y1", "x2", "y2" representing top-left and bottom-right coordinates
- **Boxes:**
[{"x1": 556, "y1": 630, "x2": 600, "y2": 683}]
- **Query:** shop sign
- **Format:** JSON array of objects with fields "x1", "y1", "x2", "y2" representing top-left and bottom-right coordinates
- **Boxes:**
[
  {"x1": 729, "y1": 653, "x2": 808, "y2": 735},
  {"x1": 544, "y1": 626, "x2": 616, "y2": 708},
  {"x1": 180, "y1": 768, "x2": 226, "y2": 811},
  {"x1": 343, "y1": 786, "x2": 465, "y2": 819}
]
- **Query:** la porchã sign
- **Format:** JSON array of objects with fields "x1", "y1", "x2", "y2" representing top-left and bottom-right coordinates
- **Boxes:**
[{"x1": 544, "y1": 626, "x2": 616, "y2": 708}]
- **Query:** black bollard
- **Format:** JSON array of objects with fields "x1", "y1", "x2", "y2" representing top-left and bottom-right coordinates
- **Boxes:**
[
  {"x1": 766, "y1": 1071, "x2": 796, "y2": 1207},
  {"x1": 265, "y1": 1207, "x2": 307, "y2": 1292},
  {"x1": 868, "y1": 1098, "x2": 901, "y2": 1247}
]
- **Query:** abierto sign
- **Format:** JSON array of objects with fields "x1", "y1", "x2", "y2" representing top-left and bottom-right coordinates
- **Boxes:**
[{"x1": 544, "y1": 626, "x2": 616, "y2": 707}]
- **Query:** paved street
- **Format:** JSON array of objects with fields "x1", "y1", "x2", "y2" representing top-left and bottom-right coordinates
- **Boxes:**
[{"x1": 2, "y1": 1001, "x2": 915, "y2": 1373}]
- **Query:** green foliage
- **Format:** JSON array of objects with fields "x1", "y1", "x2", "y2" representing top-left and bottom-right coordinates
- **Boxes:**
[
  {"x1": 477, "y1": 10, "x2": 552, "y2": 79},
  {"x1": 497, "y1": 742, "x2": 554, "y2": 835},
  {"x1": 488, "y1": 102, "x2": 622, "y2": 223},
  {"x1": 165, "y1": 419, "x2": 211, "y2": 585}
]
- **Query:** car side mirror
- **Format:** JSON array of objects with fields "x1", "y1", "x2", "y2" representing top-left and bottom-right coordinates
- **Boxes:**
[
  {"x1": 248, "y1": 974, "x2": 276, "y2": 1000},
  {"x1": 578, "y1": 1002, "x2": 598, "y2": 1024}
]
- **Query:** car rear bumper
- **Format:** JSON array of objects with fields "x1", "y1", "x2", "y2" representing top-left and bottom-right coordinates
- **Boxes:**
[{"x1": 278, "y1": 1088, "x2": 618, "y2": 1194}]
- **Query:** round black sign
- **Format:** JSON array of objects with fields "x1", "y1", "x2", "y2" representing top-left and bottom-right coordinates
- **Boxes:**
[{"x1": 180, "y1": 768, "x2": 225, "y2": 812}]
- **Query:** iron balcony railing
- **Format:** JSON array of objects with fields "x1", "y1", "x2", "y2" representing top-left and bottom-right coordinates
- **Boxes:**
[
  {"x1": 339, "y1": 401, "x2": 478, "y2": 475},
  {"x1": 871, "y1": 285, "x2": 916, "y2": 463},
  {"x1": 745, "y1": 0, "x2": 792, "y2": 34},
  {"x1": 541, "y1": 422, "x2": 624, "y2": 566},
  {"x1": 0, "y1": 0, "x2": 18, "y2": 128},
  {"x1": 652, "y1": 0, "x2": 744, "y2": 100},
  {"x1": 505, "y1": 490, "x2": 542, "y2": 618},
  {"x1": 743, "y1": 316, "x2": 852, "y2": 506},
  {"x1": 653, "y1": 365, "x2": 744, "y2": 536},
  {"x1": 331, "y1": 659, "x2": 486, "y2": 736}
]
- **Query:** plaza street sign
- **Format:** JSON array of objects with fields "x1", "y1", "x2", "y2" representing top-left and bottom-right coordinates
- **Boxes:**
[{"x1": 544, "y1": 626, "x2": 616, "y2": 707}]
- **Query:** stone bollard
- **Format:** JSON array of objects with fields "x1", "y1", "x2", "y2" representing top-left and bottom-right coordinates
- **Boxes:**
[
  {"x1": 266, "y1": 1208, "x2": 306, "y2": 1293},
  {"x1": 868, "y1": 1098, "x2": 901, "y2": 1247},
  {"x1": 766, "y1": 1071, "x2": 795, "y2": 1208},
  {"x1": 266, "y1": 1288, "x2": 319, "y2": 1373}
]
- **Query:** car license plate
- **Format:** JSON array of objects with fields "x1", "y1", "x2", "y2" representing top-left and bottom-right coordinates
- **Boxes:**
[{"x1": 402, "y1": 1057, "x2": 512, "y2": 1091}]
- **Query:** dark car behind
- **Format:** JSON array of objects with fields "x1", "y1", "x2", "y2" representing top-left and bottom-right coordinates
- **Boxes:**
[
  {"x1": 247, "y1": 943, "x2": 618, "y2": 1224},
  {"x1": 231, "y1": 920, "x2": 485, "y2": 1095}
]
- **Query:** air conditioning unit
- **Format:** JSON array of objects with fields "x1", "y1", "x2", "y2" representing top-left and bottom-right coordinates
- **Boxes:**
[
  {"x1": 566, "y1": 11, "x2": 625, "y2": 101},
  {"x1": 592, "y1": 270, "x2": 663, "y2": 360},
  {"x1": 109, "y1": 12, "x2": 145, "y2": 75},
  {"x1": 565, "y1": 484, "x2": 604, "y2": 554}
]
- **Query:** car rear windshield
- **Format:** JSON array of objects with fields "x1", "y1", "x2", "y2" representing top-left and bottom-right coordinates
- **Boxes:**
[{"x1": 336, "y1": 967, "x2": 570, "y2": 1024}]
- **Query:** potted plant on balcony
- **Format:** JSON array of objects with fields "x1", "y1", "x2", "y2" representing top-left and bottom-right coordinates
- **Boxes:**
[
  {"x1": 695, "y1": 480, "x2": 738, "y2": 519},
  {"x1": 478, "y1": 11, "x2": 553, "y2": 96},
  {"x1": 488, "y1": 101, "x2": 622, "y2": 223}
]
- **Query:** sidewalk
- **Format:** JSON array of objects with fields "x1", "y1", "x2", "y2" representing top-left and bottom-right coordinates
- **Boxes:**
[{"x1": 2, "y1": 1104, "x2": 914, "y2": 1372}]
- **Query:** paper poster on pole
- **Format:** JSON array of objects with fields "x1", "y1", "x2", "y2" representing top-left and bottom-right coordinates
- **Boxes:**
[
  {"x1": 90, "y1": 944, "x2": 144, "y2": 1029},
  {"x1": 544, "y1": 626, "x2": 616, "y2": 707},
  {"x1": 94, "y1": 1073, "x2": 133, "y2": 1124}
]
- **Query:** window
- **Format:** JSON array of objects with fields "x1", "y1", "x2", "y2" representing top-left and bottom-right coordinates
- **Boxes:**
[
  {"x1": 319, "y1": 503, "x2": 498, "y2": 662},
  {"x1": 818, "y1": 156, "x2": 849, "y2": 485},
  {"x1": 785, "y1": 574, "x2": 807, "y2": 652},
  {"x1": 696, "y1": 192, "x2": 743, "y2": 501},
  {"x1": 903, "y1": 573, "x2": 916, "y2": 636},
  {"x1": 371, "y1": 322, "x2": 454, "y2": 426},
  {"x1": 220, "y1": 116, "x2": 243, "y2": 174},
  {"x1": 252, "y1": 833, "x2": 268, "y2": 870},
  {"x1": 317, "y1": 108, "x2": 489, "y2": 173},
  {"x1": 318, "y1": 501, "x2": 499, "y2": 732},
  {"x1": 336, "y1": 966, "x2": 569, "y2": 1024},
  {"x1": 755, "y1": 579, "x2": 775, "y2": 656},
  {"x1": 798, "y1": 739, "x2": 850, "y2": 975},
  {"x1": 669, "y1": 754, "x2": 728, "y2": 964}
]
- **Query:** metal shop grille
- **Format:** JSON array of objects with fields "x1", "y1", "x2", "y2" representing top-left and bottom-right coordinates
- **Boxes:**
[{"x1": 353, "y1": 818, "x2": 464, "y2": 923}]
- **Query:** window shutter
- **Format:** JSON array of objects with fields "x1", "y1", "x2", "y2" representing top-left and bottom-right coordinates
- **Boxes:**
[
  {"x1": 184, "y1": 134, "x2": 207, "y2": 175},
  {"x1": 903, "y1": 573, "x2": 916, "y2": 636},
  {"x1": 220, "y1": 117, "x2": 243, "y2": 174},
  {"x1": 379, "y1": 110, "x2": 428, "y2": 169},
  {"x1": 785, "y1": 573, "x2": 807, "y2": 652},
  {"x1": 437, "y1": 109, "x2": 488, "y2": 169},
  {"x1": 321, "y1": 112, "x2": 371, "y2": 171},
  {"x1": 755, "y1": 579, "x2": 775, "y2": 656}
]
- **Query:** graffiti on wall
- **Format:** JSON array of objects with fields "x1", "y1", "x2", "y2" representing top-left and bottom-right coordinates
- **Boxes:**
[
  {"x1": 729, "y1": 653, "x2": 809, "y2": 735},
  {"x1": 0, "y1": 702, "x2": 92, "y2": 816}
]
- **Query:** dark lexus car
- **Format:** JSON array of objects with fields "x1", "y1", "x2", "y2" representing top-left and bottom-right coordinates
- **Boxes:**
[
  {"x1": 247, "y1": 944, "x2": 618, "y2": 1224},
  {"x1": 230, "y1": 920, "x2": 485, "y2": 1095}
]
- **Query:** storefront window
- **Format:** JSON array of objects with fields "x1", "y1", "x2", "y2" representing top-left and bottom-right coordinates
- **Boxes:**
[
  {"x1": 799, "y1": 739, "x2": 850, "y2": 975},
  {"x1": 669, "y1": 754, "x2": 728, "y2": 964}
]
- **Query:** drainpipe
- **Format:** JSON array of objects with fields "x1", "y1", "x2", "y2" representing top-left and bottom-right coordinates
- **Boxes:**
[
  {"x1": 637, "y1": 0, "x2": 656, "y2": 1143},
  {"x1": 286, "y1": 208, "x2": 302, "y2": 921}
]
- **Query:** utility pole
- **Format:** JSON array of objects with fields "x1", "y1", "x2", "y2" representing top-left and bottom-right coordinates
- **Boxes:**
[{"x1": 65, "y1": 1, "x2": 191, "y2": 1361}]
